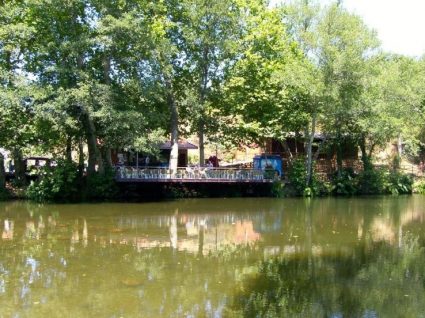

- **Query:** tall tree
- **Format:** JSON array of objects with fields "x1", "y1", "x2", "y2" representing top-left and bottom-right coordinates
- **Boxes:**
[
  {"x1": 221, "y1": 3, "x2": 306, "y2": 151},
  {"x1": 177, "y1": 0, "x2": 242, "y2": 165},
  {"x1": 0, "y1": 0, "x2": 35, "y2": 185},
  {"x1": 284, "y1": 0, "x2": 325, "y2": 186},
  {"x1": 316, "y1": 3, "x2": 379, "y2": 173}
]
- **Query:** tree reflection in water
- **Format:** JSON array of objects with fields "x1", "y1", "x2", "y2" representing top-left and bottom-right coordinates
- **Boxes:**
[
  {"x1": 227, "y1": 235, "x2": 425, "y2": 317},
  {"x1": 0, "y1": 197, "x2": 425, "y2": 317}
]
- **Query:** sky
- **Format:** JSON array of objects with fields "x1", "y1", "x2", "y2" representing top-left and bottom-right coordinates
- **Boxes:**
[{"x1": 271, "y1": 0, "x2": 425, "y2": 57}]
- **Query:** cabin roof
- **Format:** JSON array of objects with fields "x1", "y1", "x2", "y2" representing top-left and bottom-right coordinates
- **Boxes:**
[
  {"x1": 25, "y1": 156, "x2": 51, "y2": 161},
  {"x1": 160, "y1": 141, "x2": 198, "y2": 150}
]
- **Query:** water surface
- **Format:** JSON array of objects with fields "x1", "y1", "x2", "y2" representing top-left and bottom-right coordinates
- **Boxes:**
[{"x1": 1, "y1": 196, "x2": 425, "y2": 317}]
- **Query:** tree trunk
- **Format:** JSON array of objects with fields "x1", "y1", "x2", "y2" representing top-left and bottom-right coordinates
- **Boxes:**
[
  {"x1": 103, "y1": 56, "x2": 111, "y2": 85},
  {"x1": 281, "y1": 139, "x2": 293, "y2": 162},
  {"x1": 359, "y1": 135, "x2": 371, "y2": 171},
  {"x1": 101, "y1": 56, "x2": 113, "y2": 172},
  {"x1": 66, "y1": 135, "x2": 73, "y2": 162},
  {"x1": 82, "y1": 110, "x2": 103, "y2": 176},
  {"x1": 78, "y1": 137, "x2": 85, "y2": 178},
  {"x1": 103, "y1": 147, "x2": 113, "y2": 170},
  {"x1": 305, "y1": 112, "x2": 317, "y2": 187},
  {"x1": 395, "y1": 133, "x2": 403, "y2": 170},
  {"x1": 165, "y1": 79, "x2": 179, "y2": 176},
  {"x1": 12, "y1": 148, "x2": 26, "y2": 186},
  {"x1": 336, "y1": 146, "x2": 343, "y2": 174},
  {"x1": 336, "y1": 140, "x2": 343, "y2": 176},
  {"x1": 99, "y1": 146, "x2": 112, "y2": 170},
  {"x1": 313, "y1": 136, "x2": 326, "y2": 161},
  {"x1": 85, "y1": 121, "x2": 97, "y2": 176},
  {"x1": 198, "y1": 45, "x2": 209, "y2": 166},
  {"x1": 198, "y1": 120, "x2": 205, "y2": 166},
  {"x1": 0, "y1": 152, "x2": 5, "y2": 190}
]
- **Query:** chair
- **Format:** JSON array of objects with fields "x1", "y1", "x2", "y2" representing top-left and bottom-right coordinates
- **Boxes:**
[
  {"x1": 132, "y1": 167, "x2": 139, "y2": 179},
  {"x1": 186, "y1": 167, "x2": 195, "y2": 179},
  {"x1": 138, "y1": 169, "x2": 146, "y2": 179},
  {"x1": 118, "y1": 167, "x2": 125, "y2": 179},
  {"x1": 199, "y1": 168, "x2": 207, "y2": 179},
  {"x1": 159, "y1": 168, "x2": 168, "y2": 179},
  {"x1": 125, "y1": 167, "x2": 132, "y2": 179}
]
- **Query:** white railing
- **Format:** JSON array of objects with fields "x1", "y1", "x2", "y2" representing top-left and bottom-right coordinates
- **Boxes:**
[{"x1": 116, "y1": 166, "x2": 274, "y2": 181}]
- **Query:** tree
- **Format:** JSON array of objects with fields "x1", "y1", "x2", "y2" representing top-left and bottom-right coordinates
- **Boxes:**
[
  {"x1": 221, "y1": 3, "x2": 306, "y2": 151},
  {"x1": 283, "y1": 1, "x2": 380, "y2": 179},
  {"x1": 283, "y1": 0, "x2": 325, "y2": 186},
  {"x1": 315, "y1": 3, "x2": 379, "y2": 173},
  {"x1": 0, "y1": 0, "x2": 36, "y2": 185},
  {"x1": 23, "y1": 0, "x2": 167, "y2": 176},
  {"x1": 23, "y1": 0, "x2": 104, "y2": 174},
  {"x1": 176, "y1": 0, "x2": 242, "y2": 165},
  {"x1": 363, "y1": 55, "x2": 425, "y2": 168}
]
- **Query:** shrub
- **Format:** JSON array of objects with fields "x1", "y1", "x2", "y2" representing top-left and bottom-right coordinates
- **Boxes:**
[
  {"x1": 384, "y1": 171, "x2": 413, "y2": 195},
  {"x1": 0, "y1": 187, "x2": 10, "y2": 201},
  {"x1": 331, "y1": 168, "x2": 358, "y2": 195},
  {"x1": 287, "y1": 158, "x2": 308, "y2": 196},
  {"x1": 413, "y1": 179, "x2": 425, "y2": 194},
  {"x1": 314, "y1": 180, "x2": 333, "y2": 196},
  {"x1": 271, "y1": 181, "x2": 285, "y2": 198},
  {"x1": 26, "y1": 159, "x2": 79, "y2": 202},
  {"x1": 286, "y1": 158, "x2": 329, "y2": 197},
  {"x1": 356, "y1": 168, "x2": 412, "y2": 195},
  {"x1": 356, "y1": 168, "x2": 386, "y2": 195},
  {"x1": 84, "y1": 168, "x2": 118, "y2": 200}
]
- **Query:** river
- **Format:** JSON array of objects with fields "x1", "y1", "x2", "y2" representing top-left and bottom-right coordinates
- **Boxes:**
[{"x1": 1, "y1": 196, "x2": 425, "y2": 317}]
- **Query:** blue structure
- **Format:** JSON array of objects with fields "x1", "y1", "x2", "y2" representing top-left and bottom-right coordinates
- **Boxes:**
[{"x1": 253, "y1": 154, "x2": 283, "y2": 176}]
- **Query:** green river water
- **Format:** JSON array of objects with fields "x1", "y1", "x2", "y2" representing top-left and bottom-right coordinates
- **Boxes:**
[{"x1": 1, "y1": 196, "x2": 425, "y2": 317}]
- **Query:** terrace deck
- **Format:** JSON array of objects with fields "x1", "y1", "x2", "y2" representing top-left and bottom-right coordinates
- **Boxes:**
[{"x1": 115, "y1": 167, "x2": 275, "y2": 184}]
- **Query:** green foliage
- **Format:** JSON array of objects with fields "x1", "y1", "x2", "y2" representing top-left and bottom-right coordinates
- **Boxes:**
[
  {"x1": 286, "y1": 158, "x2": 330, "y2": 197},
  {"x1": 271, "y1": 181, "x2": 285, "y2": 198},
  {"x1": 413, "y1": 179, "x2": 425, "y2": 194},
  {"x1": 26, "y1": 161, "x2": 119, "y2": 202},
  {"x1": 332, "y1": 168, "x2": 358, "y2": 195},
  {"x1": 26, "y1": 160, "x2": 79, "y2": 202},
  {"x1": 188, "y1": 153, "x2": 199, "y2": 166},
  {"x1": 331, "y1": 167, "x2": 413, "y2": 196},
  {"x1": 287, "y1": 158, "x2": 308, "y2": 196},
  {"x1": 84, "y1": 168, "x2": 118, "y2": 200},
  {"x1": 358, "y1": 168, "x2": 413, "y2": 195},
  {"x1": 384, "y1": 170, "x2": 413, "y2": 195},
  {"x1": 0, "y1": 187, "x2": 10, "y2": 201},
  {"x1": 356, "y1": 168, "x2": 386, "y2": 195}
]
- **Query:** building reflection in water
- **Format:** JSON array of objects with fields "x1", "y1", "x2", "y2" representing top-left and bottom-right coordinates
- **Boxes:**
[
  {"x1": 25, "y1": 220, "x2": 37, "y2": 240},
  {"x1": 1, "y1": 200, "x2": 424, "y2": 257},
  {"x1": 1, "y1": 198, "x2": 425, "y2": 318},
  {"x1": 2, "y1": 219, "x2": 13, "y2": 240},
  {"x1": 169, "y1": 211, "x2": 178, "y2": 250},
  {"x1": 113, "y1": 214, "x2": 263, "y2": 255},
  {"x1": 83, "y1": 218, "x2": 88, "y2": 247}
]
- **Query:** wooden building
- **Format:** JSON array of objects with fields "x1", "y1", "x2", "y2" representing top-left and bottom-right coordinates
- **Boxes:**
[
  {"x1": 159, "y1": 141, "x2": 198, "y2": 167},
  {"x1": 265, "y1": 135, "x2": 361, "y2": 175},
  {"x1": 111, "y1": 140, "x2": 198, "y2": 168}
]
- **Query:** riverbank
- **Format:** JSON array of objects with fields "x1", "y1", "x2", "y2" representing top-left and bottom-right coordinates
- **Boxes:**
[
  {"x1": 2, "y1": 178, "x2": 424, "y2": 203},
  {"x1": 2, "y1": 162, "x2": 423, "y2": 202}
]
